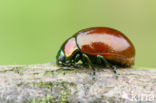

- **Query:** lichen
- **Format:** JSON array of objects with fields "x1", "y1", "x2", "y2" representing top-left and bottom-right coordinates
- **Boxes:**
[
  {"x1": 36, "y1": 81, "x2": 76, "y2": 89},
  {"x1": 58, "y1": 88, "x2": 70, "y2": 103},
  {"x1": 33, "y1": 81, "x2": 76, "y2": 102},
  {"x1": 28, "y1": 94, "x2": 55, "y2": 103}
]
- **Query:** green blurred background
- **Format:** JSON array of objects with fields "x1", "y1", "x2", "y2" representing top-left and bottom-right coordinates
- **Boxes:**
[{"x1": 0, "y1": 0, "x2": 155, "y2": 67}]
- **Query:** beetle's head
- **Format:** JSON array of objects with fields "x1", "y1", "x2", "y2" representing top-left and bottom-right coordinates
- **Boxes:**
[
  {"x1": 56, "y1": 49, "x2": 71, "y2": 66},
  {"x1": 56, "y1": 37, "x2": 78, "y2": 66}
]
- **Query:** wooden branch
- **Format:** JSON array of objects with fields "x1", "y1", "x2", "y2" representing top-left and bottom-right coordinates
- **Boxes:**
[{"x1": 0, "y1": 64, "x2": 155, "y2": 103}]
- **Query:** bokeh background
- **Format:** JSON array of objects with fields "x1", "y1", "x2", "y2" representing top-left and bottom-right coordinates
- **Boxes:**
[{"x1": 0, "y1": 0, "x2": 156, "y2": 67}]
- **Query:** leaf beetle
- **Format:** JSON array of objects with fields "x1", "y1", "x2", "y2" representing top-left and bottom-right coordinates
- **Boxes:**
[{"x1": 56, "y1": 27, "x2": 135, "y2": 77}]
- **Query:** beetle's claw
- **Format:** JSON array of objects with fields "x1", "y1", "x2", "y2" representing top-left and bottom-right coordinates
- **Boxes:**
[
  {"x1": 110, "y1": 66, "x2": 119, "y2": 79},
  {"x1": 92, "y1": 70, "x2": 96, "y2": 80}
]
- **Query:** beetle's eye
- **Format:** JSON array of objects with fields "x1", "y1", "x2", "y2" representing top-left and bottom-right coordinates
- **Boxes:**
[{"x1": 59, "y1": 56, "x2": 65, "y2": 62}]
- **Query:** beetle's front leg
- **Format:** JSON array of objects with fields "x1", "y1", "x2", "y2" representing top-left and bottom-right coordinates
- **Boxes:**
[{"x1": 82, "y1": 53, "x2": 96, "y2": 79}]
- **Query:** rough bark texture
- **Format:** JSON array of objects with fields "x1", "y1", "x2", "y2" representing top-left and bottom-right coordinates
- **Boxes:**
[{"x1": 0, "y1": 63, "x2": 155, "y2": 103}]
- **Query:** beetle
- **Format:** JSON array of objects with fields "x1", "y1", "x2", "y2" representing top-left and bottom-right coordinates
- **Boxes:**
[{"x1": 56, "y1": 27, "x2": 135, "y2": 77}]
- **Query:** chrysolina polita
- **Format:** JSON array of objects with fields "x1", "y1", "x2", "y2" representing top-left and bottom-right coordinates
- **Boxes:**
[{"x1": 56, "y1": 27, "x2": 135, "y2": 77}]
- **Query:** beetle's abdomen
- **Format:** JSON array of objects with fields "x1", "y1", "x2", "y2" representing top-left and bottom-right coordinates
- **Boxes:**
[{"x1": 76, "y1": 27, "x2": 135, "y2": 66}]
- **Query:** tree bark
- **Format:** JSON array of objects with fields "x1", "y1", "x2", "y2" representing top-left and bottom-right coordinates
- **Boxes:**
[{"x1": 0, "y1": 64, "x2": 155, "y2": 103}]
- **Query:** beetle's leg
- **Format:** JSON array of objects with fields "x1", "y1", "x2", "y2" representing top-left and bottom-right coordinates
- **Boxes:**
[
  {"x1": 82, "y1": 53, "x2": 96, "y2": 79},
  {"x1": 97, "y1": 55, "x2": 118, "y2": 77},
  {"x1": 72, "y1": 53, "x2": 81, "y2": 67}
]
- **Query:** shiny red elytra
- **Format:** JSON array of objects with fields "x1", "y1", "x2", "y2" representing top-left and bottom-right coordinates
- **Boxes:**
[{"x1": 56, "y1": 27, "x2": 135, "y2": 77}]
